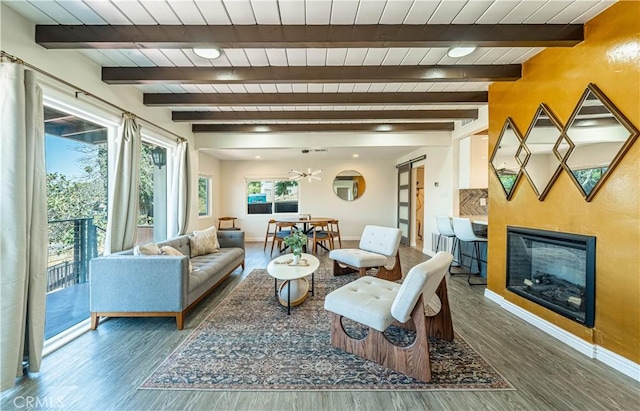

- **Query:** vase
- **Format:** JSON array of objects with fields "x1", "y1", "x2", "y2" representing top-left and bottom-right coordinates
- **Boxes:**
[{"x1": 292, "y1": 253, "x2": 301, "y2": 265}]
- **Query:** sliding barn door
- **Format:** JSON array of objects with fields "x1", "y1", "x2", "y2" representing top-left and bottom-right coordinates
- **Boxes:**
[{"x1": 397, "y1": 163, "x2": 411, "y2": 246}]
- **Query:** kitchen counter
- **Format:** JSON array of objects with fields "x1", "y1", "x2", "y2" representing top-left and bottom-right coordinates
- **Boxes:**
[{"x1": 455, "y1": 214, "x2": 488, "y2": 225}]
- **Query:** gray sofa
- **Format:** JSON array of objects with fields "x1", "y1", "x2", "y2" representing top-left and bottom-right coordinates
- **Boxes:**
[{"x1": 89, "y1": 230, "x2": 245, "y2": 330}]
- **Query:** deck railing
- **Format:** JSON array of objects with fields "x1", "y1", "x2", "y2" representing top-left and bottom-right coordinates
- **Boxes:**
[{"x1": 47, "y1": 218, "x2": 103, "y2": 293}]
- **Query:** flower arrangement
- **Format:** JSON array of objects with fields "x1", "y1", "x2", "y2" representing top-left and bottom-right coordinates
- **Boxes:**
[{"x1": 283, "y1": 229, "x2": 307, "y2": 258}]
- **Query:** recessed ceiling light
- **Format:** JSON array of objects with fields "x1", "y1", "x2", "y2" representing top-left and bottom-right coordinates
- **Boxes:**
[
  {"x1": 255, "y1": 155, "x2": 261, "y2": 159},
  {"x1": 193, "y1": 47, "x2": 222, "y2": 59},
  {"x1": 376, "y1": 124, "x2": 392, "y2": 132},
  {"x1": 447, "y1": 46, "x2": 477, "y2": 58},
  {"x1": 352, "y1": 154, "x2": 359, "y2": 158}
]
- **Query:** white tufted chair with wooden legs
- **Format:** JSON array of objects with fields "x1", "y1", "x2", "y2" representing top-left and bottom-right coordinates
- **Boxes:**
[
  {"x1": 324, "y1": 251, "x2": 454, "y2": 382},
  {"x1": 329, "y1": 225, "x2": 402, "y2": 281}
]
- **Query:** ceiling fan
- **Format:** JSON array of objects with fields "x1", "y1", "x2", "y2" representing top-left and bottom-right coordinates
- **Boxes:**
[{"x1": 289, "y1": 168, "x2": 323, "y2": 182}]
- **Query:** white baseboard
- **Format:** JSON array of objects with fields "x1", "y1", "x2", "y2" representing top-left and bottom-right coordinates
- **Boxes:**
[
  {"x1": 484, "y1": 289, "x2": 640, "y2": 382},
  {"x1": 596, "y1": 345, "x2": 640, "y2": 381}
]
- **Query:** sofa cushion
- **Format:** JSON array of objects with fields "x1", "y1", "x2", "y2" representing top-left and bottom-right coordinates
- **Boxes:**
[
  {"x1": 134, "y1": 242, "x2": 161, "y2": 256},
  {"x1": 193, "y1": 225, "x2": 220, "y2": 250},
  {"x1": 160, "y1": 245, "x2": 193, "y2": 273},
  {"x1": 189, "y1": 235, "x2": 218, "y2": 257},
  {"x1": 324, "y1": 276, "x2": 400, "y2": 332},
  {"x1": 157, "y1": 235, "x2": 191, "y2": 257},
  {"x1": 358, "y1": 225, "x2": 402, "y2": 257},
  {"x1": 329, "y1": 249, "x2": 388, "y2": 268},
  {"x1": 189, "y1": 248, "x2": 244, "y2": 292}
]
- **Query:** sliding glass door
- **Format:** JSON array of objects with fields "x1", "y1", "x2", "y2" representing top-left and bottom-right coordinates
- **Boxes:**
[{"x1": 45, "y1": 105, "x2": 109, "y2": 339}]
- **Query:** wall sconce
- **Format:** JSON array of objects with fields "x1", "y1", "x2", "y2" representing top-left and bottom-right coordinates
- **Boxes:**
[{"x1": 151, "y1": 146, "x2": 166, "y2": 169}]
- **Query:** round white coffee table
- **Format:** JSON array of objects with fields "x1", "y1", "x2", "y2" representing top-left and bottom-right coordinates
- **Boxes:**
[{"x1": 267, "y1": 253, "x2": 320, "y2": 315}]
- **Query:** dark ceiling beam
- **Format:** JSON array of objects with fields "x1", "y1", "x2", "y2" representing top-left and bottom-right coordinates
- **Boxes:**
[
  {"x1": 103, "y1": 65, "x2": 520, "y2": 84},
  {"x1": 36, "y1": 24, "x2": 583, "y2": 49},
  {"x1": 144, "y1": 91, "x2": 488, "y2": 107},
  {"x1": 192, "y1": 122, "x2": 454, "y2": 133},
  {"x1": 173, "y1": 109, "x2": 478, "y2": 122}
]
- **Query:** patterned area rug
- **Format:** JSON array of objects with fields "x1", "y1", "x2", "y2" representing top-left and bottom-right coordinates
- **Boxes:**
[{"x1": 140, "y1": 269, "x2": 513, "y2": 391}]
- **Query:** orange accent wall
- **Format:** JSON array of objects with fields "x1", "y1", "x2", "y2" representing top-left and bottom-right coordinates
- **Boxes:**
[{"x1": 488, "y1": 1, "x2": 640, "y2": 363}]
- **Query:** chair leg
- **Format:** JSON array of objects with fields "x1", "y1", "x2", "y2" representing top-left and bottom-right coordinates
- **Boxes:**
[
  {"x1": 449, "y1": 237, "x2": 461, "y2": 274},
  {"x1": 376, "y1": 253, "x2": 402, "y2": 281},
  {"x1": 330, "y1": 294, "x2": 432, "y2": 382},
  {"x1": 426, "y1": 278, "x2": 455, "y2": 341},
  {"x1": 333, "y1": 259, "x2": 357, "y2": 276},
  {"x1": 467, "y1": 242, "x2": 487, "y2": 286}
]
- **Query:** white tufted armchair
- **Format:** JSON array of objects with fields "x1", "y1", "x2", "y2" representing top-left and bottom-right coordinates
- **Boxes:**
[{"x1": 328, "y1": 225, "x2": 403, "y2": 281}]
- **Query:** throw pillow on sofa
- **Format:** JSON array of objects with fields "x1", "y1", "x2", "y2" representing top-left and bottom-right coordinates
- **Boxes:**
[
  {"x1": 189, "y1": 234, "x2": 218, "y2": 258},
  {"x1": 134, "y1": 242, "x2": 161, "y2": 255},
  {"x1": 193, "y1": 225, "x2": 220, "y2": 250},
  {"x1": 161, "y1": 245, "x2": 194, "y2": 273}
]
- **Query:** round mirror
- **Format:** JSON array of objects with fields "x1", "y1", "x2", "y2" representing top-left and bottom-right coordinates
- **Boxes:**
[{"x1": 333, "y1": 170, "x2": 366, "y2": 201}]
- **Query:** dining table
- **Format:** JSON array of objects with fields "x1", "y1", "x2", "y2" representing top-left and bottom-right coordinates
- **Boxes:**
[{"x1": 273, "y1": 216, "x2": 335, "y2": 252}]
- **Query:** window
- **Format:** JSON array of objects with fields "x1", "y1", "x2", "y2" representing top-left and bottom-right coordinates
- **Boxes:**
[
  {"x1": 199, "y1": 176, "x2": 212, "y2": 216},
  {"x1": 136, "y1": 143, "x2": 167, "y2": 245},
  {"x1": 247, "y1": 179, "x2": 299, "y2": 214}
]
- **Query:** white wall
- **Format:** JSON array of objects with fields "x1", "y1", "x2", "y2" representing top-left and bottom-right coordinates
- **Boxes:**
[{"x1": 213, "y1": 158, "x2": 397, "y2": 241}]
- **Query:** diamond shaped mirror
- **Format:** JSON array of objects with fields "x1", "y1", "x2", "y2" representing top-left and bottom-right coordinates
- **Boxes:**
[
  {"x1": 563, "y1": 84, "x2": 639, "y2": 201},
  {"x1": 521, "y1": 104, "x2": 565, "y2": 200},
  {"x1": 490, "y1": 118, "x2": 524, "y2": 200}
]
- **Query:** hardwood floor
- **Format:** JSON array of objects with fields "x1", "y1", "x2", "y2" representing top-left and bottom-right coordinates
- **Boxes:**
[{"x1": 2, "y1": 241, "x2": 639, "y2": 410}]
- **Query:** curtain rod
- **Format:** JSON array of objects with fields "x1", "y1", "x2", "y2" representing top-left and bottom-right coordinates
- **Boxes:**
[{"x1": 1, "y1": 50, "x2": 187, "y2": 144}]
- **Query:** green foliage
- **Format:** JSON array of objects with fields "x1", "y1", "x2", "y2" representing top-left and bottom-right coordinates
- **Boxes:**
[
  {"x1": 283, "y1": 230, "x2": 307, "y2": 257},
  {"x1": 247, "y1": 181, "x2": 262, "y2": 194},
  {"x1": 498, "y1": 174, "x2": 517, "y2": 193},
  {"x1": 138, "y1": 144, "x2": 155, "y2": 225},
  {"x1": 198, "y1": 177, "x2": 209, "y2": 216},
  {"x1": 275, "y1": 180, "x2": 297, "y2": 197},
  {"x1": 572, "y1": 167, "x2": 607, "y2": 195}
]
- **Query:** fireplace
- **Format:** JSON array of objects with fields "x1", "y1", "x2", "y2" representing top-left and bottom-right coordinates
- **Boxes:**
[{"x1": 506, "y1": 227, "x2": 596, "y2": 327}]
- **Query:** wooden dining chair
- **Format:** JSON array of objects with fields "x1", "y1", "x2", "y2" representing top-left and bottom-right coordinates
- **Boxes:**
[
  {"x1": 263, "y1": 219, "x2": 276, "y2": 251},
  {"x1": 270, "y1": 222, "x2": 298, "y2": 256},
  {"x1": 217, "y1": 216, "x2": 240, "y2": 231},
  {"x1": 307, "y1": 222, "x2": 333, "y2": 254},
  {"x1": 328, "y1": 219, "x2": 342, "y2": 249}
]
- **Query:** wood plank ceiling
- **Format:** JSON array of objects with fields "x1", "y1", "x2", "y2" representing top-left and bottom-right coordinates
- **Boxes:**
[{"x1": 6, "y1": 0, "x2": 616, "y2": 138}]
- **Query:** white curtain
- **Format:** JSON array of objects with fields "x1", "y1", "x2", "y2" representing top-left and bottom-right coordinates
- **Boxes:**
[
  {"x1": 169, "y1": 139, "x2": 190, "y2": 237},
  {"x1": 0, "y1": 61, "x2": 47, "y2": 391},
  {"x1": 105, "y1": 114, "x2": 141, "y2": 254}
]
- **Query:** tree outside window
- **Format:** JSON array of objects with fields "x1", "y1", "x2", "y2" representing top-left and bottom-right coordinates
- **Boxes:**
[{"x1": 199, "y1": 176, "x2": 212, "y2": 216}]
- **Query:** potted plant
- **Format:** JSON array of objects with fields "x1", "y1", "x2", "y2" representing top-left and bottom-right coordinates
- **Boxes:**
[{"x1": 283, "y1": 230, "x2": 307, "y2": 264}]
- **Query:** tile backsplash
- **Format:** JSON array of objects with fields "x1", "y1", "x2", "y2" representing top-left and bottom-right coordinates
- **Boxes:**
[{"x1": 459, "y1": 188, "x2": 488, "y2": 215}]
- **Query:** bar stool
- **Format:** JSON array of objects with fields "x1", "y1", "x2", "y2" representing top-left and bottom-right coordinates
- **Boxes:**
[
  {"x1": 435, "y1": 216, "x2": 460, "y2": 273},
  {"x1": 451, "y1": 217, "x2": 487, "y2": 286}
]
